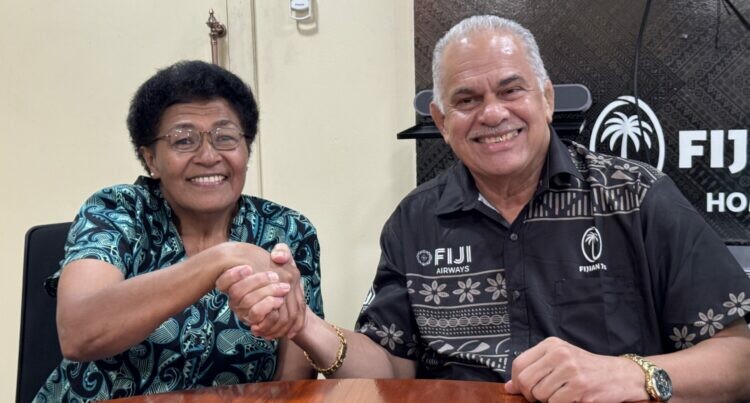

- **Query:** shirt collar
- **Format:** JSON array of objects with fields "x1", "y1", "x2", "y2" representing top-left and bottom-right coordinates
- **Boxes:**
[
  {"x1": 135, "y1": 175, "x2": 171, "y2": 217},
  {"x1": 435, "y1": 129, "x2": 583, "y2": 216},
  {"x1": 134, "y1": 175, "x2": 249, "y2": 241},
  {"x1": 435, "y1": 161, "x2": 480, "y2": 215},
  {"x1": 538, "y1": 129, "x2": 584, "y2": 194}
]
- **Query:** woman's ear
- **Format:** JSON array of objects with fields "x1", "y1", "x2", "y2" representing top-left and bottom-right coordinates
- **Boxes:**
[{"x1": 140, "y1": 146, "x2": 160, "y2": 179}]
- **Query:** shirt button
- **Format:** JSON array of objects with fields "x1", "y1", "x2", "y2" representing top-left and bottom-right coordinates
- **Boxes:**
[
  {"x1": 512, "y1": 290, "x2": 521, "y2": 300},
  {"x1": 509, "y1": 233, "x2": 519, "y2": 241},
  {"x1": 513, "y1": 351, "x2": 520, "y2": 357}
]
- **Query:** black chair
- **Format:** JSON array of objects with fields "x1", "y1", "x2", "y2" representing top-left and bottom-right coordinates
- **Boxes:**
[{"x1": 17, "y1": 222, "x2": 70, "y2": 403}]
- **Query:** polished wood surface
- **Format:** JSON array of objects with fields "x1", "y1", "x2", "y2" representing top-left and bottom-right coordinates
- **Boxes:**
[{"x1": 111, "y1": 379, "x2": 531, "y2": 402}]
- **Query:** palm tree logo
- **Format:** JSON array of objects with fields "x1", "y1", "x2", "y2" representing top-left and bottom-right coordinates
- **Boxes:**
[
  {"x1": 581, "y1": 227, "x2": 602, "y2": 263},
  {"x1": 589, "y1": 96, "x2": 665, "y2": 171},
  {"x1": 600, "y1": 112, "x2": 653, "y2": 158}
]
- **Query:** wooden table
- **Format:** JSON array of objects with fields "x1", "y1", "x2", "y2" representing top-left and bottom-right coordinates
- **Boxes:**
[{"x1": 111, "y1": 378, "x2": 531, "y2": 402}]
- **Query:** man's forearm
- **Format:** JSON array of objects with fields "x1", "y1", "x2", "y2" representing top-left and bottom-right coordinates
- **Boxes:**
[
  {"x1": 650, "y1": 320, "x2": 750, "y2": 403},
  {"x1": 291, "y1": 308, "x2": 416, "y2": 378}
]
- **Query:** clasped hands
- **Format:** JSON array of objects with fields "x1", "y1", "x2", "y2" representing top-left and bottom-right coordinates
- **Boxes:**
[{"x1": 216, "y1": 243, "x2": 305, "y2": 339}]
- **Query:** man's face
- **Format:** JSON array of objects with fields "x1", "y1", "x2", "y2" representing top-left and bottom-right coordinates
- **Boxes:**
[{"x1": 430, "y1": 31, "x2": 554, "y2": 184}]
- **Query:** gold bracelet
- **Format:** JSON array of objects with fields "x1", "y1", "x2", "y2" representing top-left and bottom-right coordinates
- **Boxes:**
[{"x1": 302, "y1": 324, "x2": 347, "y2": 377}]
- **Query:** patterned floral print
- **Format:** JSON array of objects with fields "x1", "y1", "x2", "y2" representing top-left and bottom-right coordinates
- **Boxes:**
[
  {"x1": 485, "y1": 273, "x2": 507, "y2": 301},
  {"x1": 419, "y1": 280, "x2": 449, "y2": 304},
  {"x1": 376, "y1": 324, "x2": 405, "y2": 350},
  {"x1": 452, "y1": 278, "x2": 481, "y2": 303},
  {"x1": 670, "y1": 292, "x2": 750, "y2": 350},
  {"x1": 399, "y1": 269, "x2": 511, "y2": 375},
  {"x1": 723, "y1": 292, "x2": 750, "y2": 317},
  {"x1": 668, "y1": 326, "x2": 696, "y2": 350},
  {"x1": 693, "y1": 309, "x2": 725, "y2": 337},
  {"x1": 34, "y1": 177, "x2": 323, "y2": 402}
]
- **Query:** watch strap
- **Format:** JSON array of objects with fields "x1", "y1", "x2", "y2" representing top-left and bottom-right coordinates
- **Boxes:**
[{"x1": 621, "y1": 353, "x2": 668, "y2": 401}]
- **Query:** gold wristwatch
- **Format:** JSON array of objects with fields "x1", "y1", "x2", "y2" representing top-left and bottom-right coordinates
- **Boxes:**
[{"x1": 621, "y1": 354, "x2": 672, "y2": 402}]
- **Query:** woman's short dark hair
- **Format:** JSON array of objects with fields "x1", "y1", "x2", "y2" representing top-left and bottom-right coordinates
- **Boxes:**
[{"x1": 127, "y1": 60, "x2": 259, "y2": 172}]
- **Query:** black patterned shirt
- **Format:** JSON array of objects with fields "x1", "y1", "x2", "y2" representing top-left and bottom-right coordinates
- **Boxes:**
[
  {"x1": 35, "y1": 176, "x2": 323, "y2": 401},
  {"x1": 355, "y1": 133, "x2": 750, "y2": 381}
]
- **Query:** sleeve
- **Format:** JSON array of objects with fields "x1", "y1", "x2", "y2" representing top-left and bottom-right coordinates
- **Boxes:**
[
  {"x1": 641, "y1": 176, "x2": 750, "y2": 351},
  {"x1": 45, "y1": 186, "x2": 139, "y2": 296},
  {"x1": 288, "y1": 213, "x2": 324, "y2": 320},
  {"x1": 354, "y1": 209, "x2": 421, "y2": 361}
]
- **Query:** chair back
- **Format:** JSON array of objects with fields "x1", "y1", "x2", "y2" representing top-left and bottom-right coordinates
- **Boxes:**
[{"x1": 17, "y1": 222, "x2": 70, "y2": 403}]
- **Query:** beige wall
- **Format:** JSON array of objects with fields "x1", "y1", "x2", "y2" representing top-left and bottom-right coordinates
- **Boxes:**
[
  {"x1": 253, "y1": 2, "x2": 416, "y2": 327},
  {"x1": 0, "y1": 0, "x2": 414, "y2": 399}
]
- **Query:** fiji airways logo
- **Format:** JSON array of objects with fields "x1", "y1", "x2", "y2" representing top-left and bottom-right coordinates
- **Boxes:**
[
  {"x1": 590, "y1": 95, "x2": 665, "y2": 171},
  {"x1": 417, "y1": 246, "x2": 472, "y2": 274},
  {"x1": 579, "y1": 227, "x2": 607, "y2": 273}
]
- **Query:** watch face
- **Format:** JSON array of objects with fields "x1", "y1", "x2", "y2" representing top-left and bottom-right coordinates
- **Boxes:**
[{"x1": 651, "y1": 368, "x2": 673, "y2": 400}]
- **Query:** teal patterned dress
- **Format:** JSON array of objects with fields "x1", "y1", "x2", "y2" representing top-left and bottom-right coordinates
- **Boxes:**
[{"x1": 34, "y1": 176, "x2": 323, "y2": 402}]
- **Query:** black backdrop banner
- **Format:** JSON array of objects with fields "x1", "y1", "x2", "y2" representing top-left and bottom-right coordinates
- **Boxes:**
[{"x1": 413, "y1": 0, "x2": 749, "y2": 244}]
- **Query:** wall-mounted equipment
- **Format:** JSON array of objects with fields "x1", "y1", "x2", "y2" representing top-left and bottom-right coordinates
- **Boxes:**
[{"x1": 290, "y1": 0, "x2": 313, "y2": 21}]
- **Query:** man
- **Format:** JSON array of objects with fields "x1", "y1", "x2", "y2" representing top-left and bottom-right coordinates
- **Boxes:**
[{"x1": 218, "y1": 15, "x2": 750, "y2": 402}]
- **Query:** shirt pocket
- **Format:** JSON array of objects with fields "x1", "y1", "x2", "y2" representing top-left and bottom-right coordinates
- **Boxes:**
[{"x1": 554, "y1": 276, "x2": 643, "y2": 355}]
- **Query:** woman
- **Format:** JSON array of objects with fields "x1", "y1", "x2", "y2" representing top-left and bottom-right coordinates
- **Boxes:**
[{"x1": 34, "y1": 60, "x2": 322, "y2": 401}]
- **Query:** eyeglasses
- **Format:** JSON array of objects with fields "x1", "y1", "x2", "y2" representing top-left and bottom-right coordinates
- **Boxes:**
[{"x1": 151, "y1": 126, "x2": 248, "y2": 152}]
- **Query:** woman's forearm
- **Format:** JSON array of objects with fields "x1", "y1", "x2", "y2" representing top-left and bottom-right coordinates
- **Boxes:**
[{"x1": 56, "y1": 242, "x2": 268, "y2": 361}]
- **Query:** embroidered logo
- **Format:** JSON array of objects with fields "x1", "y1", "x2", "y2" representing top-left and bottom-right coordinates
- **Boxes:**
[
  {"x1": 416, "y1": 250, "x2": 433, "y2": 266},
  {"x1": 589, "y1": 95, "x2": 665, "y2": 171},
  {"x1": 581, "y1": 227, "x2": 602, "y2": 263},
  {"x1": 417, "y1": 246, "x2": 473, "y2": 274}
]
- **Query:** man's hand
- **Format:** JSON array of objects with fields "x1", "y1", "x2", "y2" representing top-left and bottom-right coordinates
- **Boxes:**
[
  {"x1": 504, "y1": 337, "x2": 647, "y2": 403},
  {"x1": 217, "y1": 265, "x2": 288, "y2": 324},
  {"x1": 216, "y1": 243, "x2": 306, "y2": 339}
]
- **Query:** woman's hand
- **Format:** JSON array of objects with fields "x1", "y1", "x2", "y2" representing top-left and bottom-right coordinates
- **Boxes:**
[
  {"x1": 220, "y1": 265, "x2": 289, "y2": 325},
  {"x1": 216, "y1": 243, "x2": 307, "y2": 339}
]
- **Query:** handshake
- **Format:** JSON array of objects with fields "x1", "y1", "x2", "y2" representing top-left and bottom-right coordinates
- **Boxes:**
[{"x1": 215, "y1": 243, "x2": 307, "y2": 340}]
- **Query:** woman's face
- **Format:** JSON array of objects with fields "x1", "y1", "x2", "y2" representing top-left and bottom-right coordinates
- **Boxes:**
[{"x1": 141, "y1": 98, "x2": 249, "y2": 220}]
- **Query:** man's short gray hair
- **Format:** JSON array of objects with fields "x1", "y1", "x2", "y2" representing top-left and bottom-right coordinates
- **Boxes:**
[{"x1": 431, "y1": 15, "x2": 549, "y2": 112}]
